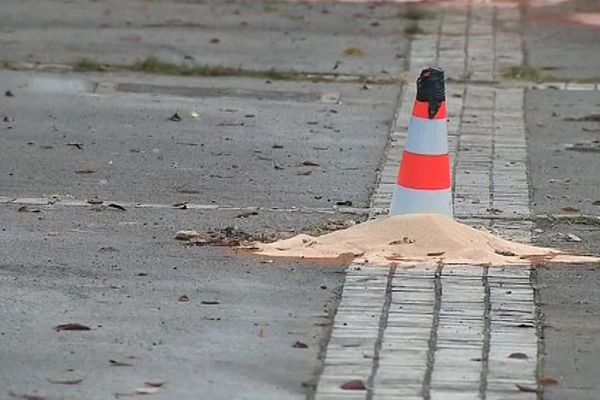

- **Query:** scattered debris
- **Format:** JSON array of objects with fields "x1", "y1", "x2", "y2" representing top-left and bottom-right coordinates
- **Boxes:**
[
  {"x1": 564, "y1": 114, "x2": 600, "y2": 122},
  {"x1": 17, "y1": 205, "x2": 41, "y2": 213},
  {"x1": 144, "y1": 382, "x2": 166, "y2": 388},
  {"x1": 236, "y1": 209, "x2": 259, "y2": 219},
  {"x1": 190, "y1": 111, "x2": 200, "y2": 119},
  {"x1": 343, "y1": 47, "x2": 365, "y2": 57},
  {"x1": 175, "y1": 230, "x2": 201, "y2": 240},
  {"x1": 109, "y1": 359, "x2": 133, "y2": 367},
  {"x1": 54, "y1": 323, "x2": 91, "y2": 332},
  {"x1": 99, "y1": 246, "x2": 119, "y2": 252},
  {"x1": 340, "y1": 379, "x2": 367, "y2": 390},
  {"x1": 87, "y1": 197, "x2": 104, "y2": 205},
  {"x1": 302, "y1": 161, "x2": 319, "y2": 167},
  {"x1": 47, "y1": 377, "x2": 83, "y2": 385},
  {"x1": 75, "y1": 168, "x2": 96, "y2": 174},
  {"x1": 3, "y1": 116, "x2": 14, "y2": 123},
  {"x1": 178, "y1": 295, "x2": 190, "y2": 303},
  {"x1": 168, "y1": 112, "x2": 182, "y2": 122},
  {"x1": 427, "y1": 251, "x2": 445, "y2": 257},
  {"x1": 336, "y1": 200, "x2": 353, "y2": 206},
  {"x1": 176, "y1": 188, "x2": 200, "y2": 194},
  {"x1": 565, "y1": 142, "x2": 600, "y2": 152},
  {"x1": 201, "y1": 300, "x2": 220, "y2": 305},
  {"x1": 292, "y1": 341, "x2": 308, "y2": 349},
  {"x1": 108, "y1": 203, "x2": 127, "y2": 212},
  {"x1": 4, "y1": 90, "x2": 14, "y2": 97},
  {"x1": 272, "y1": 144, "x2": 284, "y2": 149},
  {"x1": 515, "y1": 383, "x2": 537, "y2": 393},
  {"x1": 296, "y1": 169, "x2": 312, "y2": 176},
  {"x1": 66, "y1": 142, "x2": 83, "y2": 150},
  {"x1": 539, "y1": 378, "x2": 559, "y2": 387},
  {"x1": 565, "y1": 233, "x2": 582, "y2": 242},
  {"x1": 561, "y1": 206, "x2": 581, "y2": 213},
  {"x1": 210, "y1": 38, "x2": 220, "y2": 44},
  {"x1": 508, "y1": 352, "x2": 528, "y2": 359},
  {"x1": 8, "y1": 391, "x2": 47, "y2": 400}
]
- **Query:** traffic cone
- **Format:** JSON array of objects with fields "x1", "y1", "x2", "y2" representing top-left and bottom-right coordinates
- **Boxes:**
[{"x1": 389, "y1": 67, "x2": 453, "y2": 217}]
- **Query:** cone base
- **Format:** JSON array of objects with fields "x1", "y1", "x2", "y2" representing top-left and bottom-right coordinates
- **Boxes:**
[{"x1": 390, "y1": 186, "x2": 453, "y2": 217}]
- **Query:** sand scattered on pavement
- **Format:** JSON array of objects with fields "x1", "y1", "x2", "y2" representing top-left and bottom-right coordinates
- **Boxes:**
[{"x1": 252, "y1": 214, "x2": 600, "y2": 266}]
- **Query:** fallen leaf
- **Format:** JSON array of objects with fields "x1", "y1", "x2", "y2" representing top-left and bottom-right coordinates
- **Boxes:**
[
  {"x1": 508, "y1": 352, "x2": 528, "y2": 359},
  {"x1": 99, "y1": 246, "x2": 119, "y2": 252},
  {"x1": 561, "y1": 206, "x2": 581, "y2": 213},
  {"x1": 565, "y1": 233, "x2": 582, "y2": 242},
  {"x1": 302, "y1": 160, "x2": 320, "y2": 166},
  {"x1": 175, "y1": 230, "x2": 201, "y2": 240},
  {"x1": 136, "y1": 387, "x2": 161, "y2": 395},
  {"x1": 66, "y1": 142, "x2": 83, "y2": 150},
  {"x1": 495, "y1": 249, "x2": 516, "y2": 256},
  {"x1": 340, "y1": 379, "x2": 366, "y2": 390},
  {"x1": 168, "y1": 112, "x2": 182, "y2": 122},
  {"x1": 427, "y1": 251, "x2": 445, "y2": 256},
  {"x1": 88, "y1": 197, "x2": 103, "y2": 205},
  {"x1": 389, "y1": 237, "x2": 415, "y2": 245},
  {"x1": 343, "y1": 47, "x2": 365, "y2": 57},
  {"x1": 178, "y1": 295, "x2": 190, "y2": 303},
  {"x1": 236, "y1": 210, "x2": 258, "y2": 218},
  {"x1": 109, "y1": 359, "x2": 133, "y2": 367},
  {"x1": 292, "y1": 341, "x2": 308, "y2": 349},
  {"x1": 75, "y1": 168, "x2": 96, "y2": 174},
  {"x1": 8, "y1": 391, "x2": 47, "y2": 400},
  {"x1": 515, "y1": 383, "x2": 537, "y2": 393},
  {"x1": 190, "y1": 111, "x2": 200, "y2": 119},
  {"x1": 54, "y1": 323, "x2": 91, "y2": 331},
  {"x1": 336, "y1": 200, "x2": 353, "y2": 206},
  {"x1": 272, "y1": 144, "x2": 284, "y2": 149},
  {"x1": 296, "y1": 170, "x2": 312, "y2": 176},
  {"x1": 47, "y1": 377, "x2": 83, "y2": 385},
  {"x1": 17, "y1": 205, "x2": 41, "y2": 213},
  {"x1": 108, "y1": 203, "x2": 127, "y2": 211},
  {"x1": 176, "y1": 188, "x2": 200, "y2": 194},
  {"x1": 201, "y1": 300, "x2": 220, "y2": 305},
  {"x1": 538, "y1": 377, "x2": 559, "y2": 387},
  {"x1": 144, "y1": 382, "x2": 167, "y2": 388}
]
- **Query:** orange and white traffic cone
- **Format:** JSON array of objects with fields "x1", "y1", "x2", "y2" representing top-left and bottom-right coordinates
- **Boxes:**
[{"x1": 389, "y1": 67, "x2": 453, "y2": 217}]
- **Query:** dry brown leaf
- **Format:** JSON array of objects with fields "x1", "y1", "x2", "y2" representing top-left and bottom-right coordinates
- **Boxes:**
[
  {"x1": 340, "y1": 379, "x2": 366, "y2": 390},
  {"x1": 515, "y1": 383, "x2": 537, "y2": 393},
  {"x1": 508, "y1": 352, "x2": 528, "y2": 359},
  {"x1": 343, "y1": 47, "x2": 365, "y2": 57},
  {"x1": 539, "y1": 377, "x2": 559, "y2": 387},
  {"x1": 54, "y1": 323, "x2": 91, "y2": 332},
  {"x1": 427, "y1": 251, "x2": 445, "y2": 256},
  {"x1": 135, "y1": 387, "x2": 161, "y2": 395},
  {"x1": 75, "y1": 168, "x2": 96, "y2": 174},
  {"x1": 144, "y1": 382, "x2": 167, "y2": 388},
  {"x1": 47, "y1": 377, "x2": 83, "y2": 385},
  {"x1": 178, "y1": 295, "x2": 190, "y2": 303},
  {"x1": 292, "y1": 341, "x2": 308, "y2": 349},
  {"x1": 561, "y1": 206, "x2": 581, "y2": 213},
  {"x1": 109, "y1": 359, "x2": 133, "y2": 367}
]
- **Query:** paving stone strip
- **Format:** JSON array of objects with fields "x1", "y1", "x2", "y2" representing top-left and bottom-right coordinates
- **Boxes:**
[{"x1": 315, "y1": 1, "x2": 539, "y2": 399}]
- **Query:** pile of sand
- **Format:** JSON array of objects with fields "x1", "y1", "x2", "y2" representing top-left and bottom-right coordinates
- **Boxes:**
[{"x1": 252, "y1": 214, "x2": 600, "y2": 266}]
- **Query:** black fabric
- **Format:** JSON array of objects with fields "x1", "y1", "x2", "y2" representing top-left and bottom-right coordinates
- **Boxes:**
[{"x1": 416, "y1": 67, "x2": 446, "y2": 119}]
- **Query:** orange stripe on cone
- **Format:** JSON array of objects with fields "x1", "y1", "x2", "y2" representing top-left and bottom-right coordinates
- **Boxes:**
[
  {"x1": 412, "y1": 100, "x2": 447, "y2": 120},
  {"x1": 397, "y1": 151, "x2": 451, "y2": 190}
]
